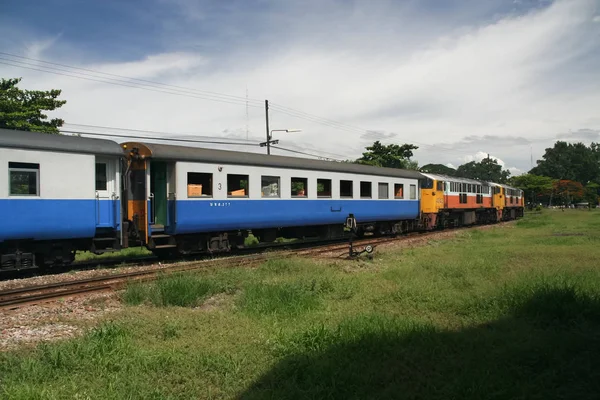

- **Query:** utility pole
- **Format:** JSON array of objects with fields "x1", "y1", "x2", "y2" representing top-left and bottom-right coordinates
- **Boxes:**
[
  {"x1": 260, "y1": 100, "x2": 301, "y2": 154},
  {"x1": 265, "y1": 100, "x2": 270, "y2": 155}
]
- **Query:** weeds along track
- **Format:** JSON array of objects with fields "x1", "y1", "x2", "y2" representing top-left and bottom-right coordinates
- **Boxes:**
[
  {"x1": 0, "y1": 223, "x2": 508, "y2": 309},
  {"x1": 0, "y1": 254, "x2": 266, "y2": 309}
]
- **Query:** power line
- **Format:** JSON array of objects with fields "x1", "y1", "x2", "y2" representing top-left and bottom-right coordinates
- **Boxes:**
[
  {"x1": 271, "y1": 145, "x2": 345, "y2": 162},
  {"x1": 61, "y1": 129, "x2": 261, "y2": 147},
  {"x1": 0, "y1": 53, "x2": 489, "y2": 154},
  {"x1": 1, "y1": 52, "x2": 549, "y2": 158},
  {"x1": 61, "y1": 125, "x2": 354, "y2": 160},
  {"x1": 268, "y1": 103, "x2": 472, "y2": 154},
  {"x1": 63, "y1": 123, "x2": 261, "y2": 143},
  {"x1": 0, "y1": 58, "x2": 264, "y2": 108},
  {"x1": 0, "y1": 51, "x2": 264, "y2": 105}
]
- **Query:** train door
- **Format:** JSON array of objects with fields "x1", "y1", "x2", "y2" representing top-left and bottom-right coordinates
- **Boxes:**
[
  {"x1": 126, "y1": 158, "x2": 149, "y2": 244},
  {"x1": 95, "y1": 157, "x2": 118, "y2": 228},
  {"x1": 150, "y1": 161, "x2": 167, "y2": 232}
]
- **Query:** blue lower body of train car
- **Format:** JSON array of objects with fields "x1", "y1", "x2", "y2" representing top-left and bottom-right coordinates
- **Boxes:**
[
  {"x1": 0, "y1": 199, "x2": 120, "y2": 242},
  {"x1": 164, "y1": 199, "x2": 419, "y2": 235}
]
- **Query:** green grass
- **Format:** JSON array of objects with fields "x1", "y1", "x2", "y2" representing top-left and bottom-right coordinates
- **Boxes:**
[
  {"x1": 123, "y1": 272, "x2": 227, "y2": 307},
  {"x1": 75, "y1": 246, "x2": 152, "y2": 262},
  {"x1": 2, "y1": 210, "x2": 600, "y2": 399}
]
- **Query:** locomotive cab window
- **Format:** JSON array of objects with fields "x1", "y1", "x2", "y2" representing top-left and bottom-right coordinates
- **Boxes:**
[
  {"x1": 436, "y1": 181, "x2": 444, "y2": 191},
  {"x1": 9, "y1": 162, "x2": 39, "y2": 196},
  {"x1": 95, "y1": 163, "x2": 107, "y2": 191},
  {"x1": 340, "y1": 180, "x2": 353, "y2": 198},
  {"x1": 378, "y1": 183, "x2": 389, "y2": 199},
  {"x1": 317, "y1": 178, "x2": 331, "y2": 198},
  {"x1": 394, "y1": 183, "x2": 404, "y2": 199},
  {"x1": 262, "y1": 176, "x2": 280, "y2": 197},
  {"x1": 360, "y1": 181, "x2": 372, "y2": 199},
  {"x1": 291, "y1": 177, "x2": 308, "y2": 197},
  {"x1": 188, "y1": 172, "x2": 212, "y2": 197},
  {"x1": 227, "y1": 174, "x2": 249, "y2": 197}
]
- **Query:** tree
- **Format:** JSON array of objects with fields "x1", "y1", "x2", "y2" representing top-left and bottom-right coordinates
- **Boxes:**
[
  {"x1": 420, "y1": 163, "x2": 457, "y2": 176},
  {"x1": 553, "y1": 180, "x2": 584, "y2": 205},
  {"x1": 510, "y1": 174, "x2": 554, "y2": 205},
  {"x1": 530, "y1": 141, "x2": 600, "y2": 185},
  {"x1": 455, "y1": 157, "x2": 510, "y2": 183},
  {"x1": 0, "y1": 77, "x2": 66, "y2": 134},
  {"x1": 356, "y1": 141, "x2": 419, "y2": 170},
  {"x1": 584, "y1": 183, "x2": 599, "y2": 207}
]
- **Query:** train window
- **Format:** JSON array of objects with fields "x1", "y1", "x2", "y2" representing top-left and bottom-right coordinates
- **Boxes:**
[
  {"x1": 422, "y1": 179, "x2": 433, "y2": 189},
  {"x1": 476, "y1": 194, "x2": 483, "y2": 204},
  {"x1": 262, "y1": 176, "x2": 280, "y2": 197},
  {"x1": 378, "y1": 183, "x2": 389, "y2": 199},
  {"x1": 410, "y1": 184, "x2": 417, "y2": 199},
  {"x1": 360, "y1": 181, "x2": 372, "y2": 198},
  {"x1": 95, "y1": 163, "x2": 107, "y2": 191},
  {"x1": 340, "y1": 180, "x2": 353, "y2": 198},
  {"x1": 394, "y1": 183, "x2": 404, "y2": 199},
  {"x1": 187, "y1": 172, "x2": 212, "y2": 197},
  {"x1": 291, "y1": 177, "x2": 308, "y2": 197},
  {"x1": 436, "y1": 181, "x2": 444, "y2": 191},
  {"x1": 9, "y1": 162, "x2": 39, "y2": 196},
  {"x1": 227, "y1": 174, "x2": 249, "y2": 197},
  {"x1": 460, "y1": 193, "x2": 467, "y2": 204},
  {"x1": 317, "y1": 178, "x2": 332, "y2": 198}
]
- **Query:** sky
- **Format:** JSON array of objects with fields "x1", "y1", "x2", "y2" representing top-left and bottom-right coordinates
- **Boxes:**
[{"x1": 1, "y1": 0, "x2": 600, "y2": 175}]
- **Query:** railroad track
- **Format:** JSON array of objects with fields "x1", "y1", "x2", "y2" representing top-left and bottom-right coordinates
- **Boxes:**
[
  {"x1": 0, "y1": 254, "x2": 267, "y2": 309},
  {"x1": 0, "y1": 236, "x2": 392, "y2": 308},
  {"x1": 0, "y1": 223, "x2": 506, "y2": 309}
]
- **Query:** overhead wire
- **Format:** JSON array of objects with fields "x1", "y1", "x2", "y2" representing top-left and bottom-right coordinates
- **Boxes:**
[
  {"x1": 0, "y1": 51, "x2": 264, "y2": 105},
  {"x1": 0, "y1": 52, "x2": 471, "y2": 153},
  {"x1": 268, "y1": 103, "x2": 472, "y2": 154},
  {"x1": 61, "y1": 125, "x2": 355, "y2": 160},
  {"x1": 270, "y1": 145, "x2": 345, "y2": 162},
  {"x1": 0, "y1": 58, "x2": 264, "y2": 108},
  {"x1": 63, "y1": 123, "x2": 262, "y2": 144},
  {"x1": 1, "y1": 52, "x2": 551, "y2": 159},
  {"x1": 60, "y1": 130, "x2": 261, "y2": 147}
]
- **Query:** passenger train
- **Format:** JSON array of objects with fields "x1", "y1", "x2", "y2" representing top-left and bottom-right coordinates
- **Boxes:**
[{"x1": 0, "y1": 128, "x2": 524, "y2": 271}]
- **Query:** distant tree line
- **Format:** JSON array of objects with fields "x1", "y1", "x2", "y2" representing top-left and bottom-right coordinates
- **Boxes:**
[
  {"x1": 511, "y1": 142, "x2": 600, "y2": 207},
  {"x1": 351, "y1": 141, "x2": 511, "y2": 183}
]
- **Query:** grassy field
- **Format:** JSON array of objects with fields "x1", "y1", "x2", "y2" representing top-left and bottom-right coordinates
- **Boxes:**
[{"x1": 2, "y1": 210, "x2": 600, "y2": 399}]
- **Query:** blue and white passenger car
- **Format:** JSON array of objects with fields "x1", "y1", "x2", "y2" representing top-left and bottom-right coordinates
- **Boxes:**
[
  {"x1": 121, "y1": 142, "x2": 423, "y2": 253},
  {"x1": 0, "y1": 129, "x2": 123, "y2": 270}
]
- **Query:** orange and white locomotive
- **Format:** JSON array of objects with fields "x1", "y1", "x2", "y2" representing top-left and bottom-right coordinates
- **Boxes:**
[{"x1": 420, "y1": 173, "x2": 524, "y2": 230}]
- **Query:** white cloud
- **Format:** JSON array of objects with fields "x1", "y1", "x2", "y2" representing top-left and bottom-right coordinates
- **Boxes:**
[
  {"x1": 459, "y1": 152, "x2": 508, "y2": 166},
  {"x1": 23, "y1": 34, "x2": 63, "y2": 59},
  {"x1": 508, "y1": 167, "x2": 524, "y2": 176},
  {"x1": 1, "y1": 0, "x2": 599, "y2": 171}
]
